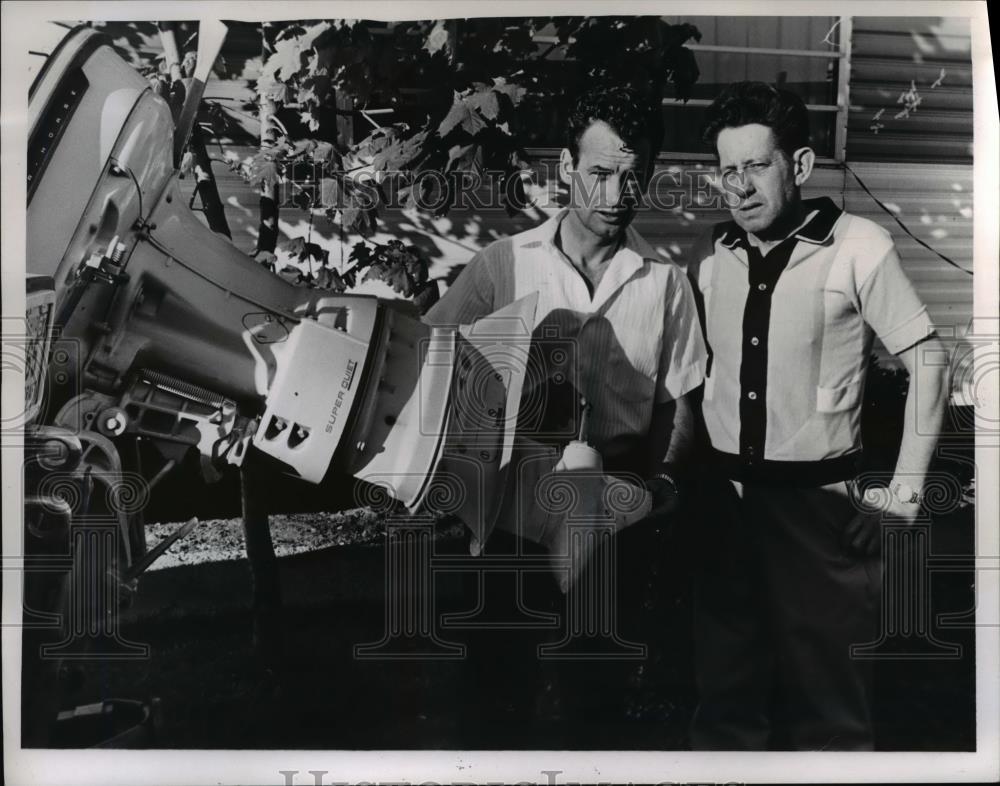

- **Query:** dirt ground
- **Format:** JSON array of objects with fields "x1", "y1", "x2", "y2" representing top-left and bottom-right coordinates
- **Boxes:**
[{"x1": 35, "y1": 502, "x2": 976, "y2": 752}]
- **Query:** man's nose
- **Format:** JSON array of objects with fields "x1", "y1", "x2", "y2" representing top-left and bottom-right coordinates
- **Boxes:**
[
  {"x1": 723, "y1": 171, "x2": 754, "y2": 202},
  {"x1": 603, "y1": 176, "x2": 623, "y2": 207}
]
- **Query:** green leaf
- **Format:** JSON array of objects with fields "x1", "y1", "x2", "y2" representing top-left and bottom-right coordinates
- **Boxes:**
[
  {"x1": 369, "y1": 128, "x2": 428, "y2": 172},
  {"x1": 289, "y1": 138, "x2": 318, "y2": 157},
  {"x1": 348, "y1": 241, "x2": 373, "y2": 268},
  {"x1": 423, "y1": 20, "x2": 450, "y2": 54},
  {"x1": 401, "y1": 184, "x2": 420, "y2": 212},
  {"x1": 438, "y1": 93, "x2": 487, "y2": 137},
  {"x1": 277, "y1": 265, "x2": 303, "y2": 284},
  {"x1": 299, "y1": 109, "x2": 320, "y2": 132},
  {"x1": 388, "y1": 264, "x2": 412, "y2": 295},
  {"x1": 364, "y1": 259, "x2": 412, "y2": 296},
  {"x1": 297, "y1": 84, "x2": 319, "y2": 108},
  {"x1": 468, "y1": 89, "x2": 501, "y2": 122},
  {"x1": 492, "y1": 77, "x2": 527, "y2": 107},
  {"x1": 279, "y1": 237, "x2": 327, "y2": 265},
  {"x1": 248, "y1": 154, "x2": 282, "y2": 190},
  {"x1": 280, "y1": 237, "x2": 307, "y2": 258},
  {"x1": 261, "y1": 79, "x2": 290, "y2": 103},
  {"x1": 320, "y1": 177, "x2": 342, "y2": 208},
  {"x1": 446, "y1": 143, "x2": 478, "y2": 173},
  {"x1": 263, "y1": 32, "x2": 307, "y2": 83},
  {"x1": 312, "y1": 141, "x2": 335, "y2": 163},
  {"x1": 412, "y1": 280, "x2": 440, "y2": 313},
  {"x1": 357, "y1": 241, "x2": 432, "y2": 298},
  {"x1": 364, "y1": 260, "x2": 389, "y2": 284},
  {"x1": 253, "y1": 250, "x2": 278, "y2": 270},
  {"x1": 329, "y1": 269, "x2": 348, "y2": 292},
  {"x1": 340, "y1": 205, "x2": 363, "y2": 234},
  {"x1": 303, "y1": 242, "x2": 329, "y2": 265},
  {"x1": 314, "y1": 266, "x2": 343, "y2": 291},
  {"x1": 404, "y1": 250, "x2": 429, "y2": 286}
]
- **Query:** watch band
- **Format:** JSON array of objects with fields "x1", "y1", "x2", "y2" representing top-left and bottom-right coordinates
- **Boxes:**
[
  {"x1": 651, "y1": 471, "x2": 680, "y2": 498},
  {"x1": 891, "y1": 481, "x2": 922, "y2": 505}
]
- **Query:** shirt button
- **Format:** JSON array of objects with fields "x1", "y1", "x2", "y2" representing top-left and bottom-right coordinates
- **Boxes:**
[
  {"x1": 750, "y1": 336, "x2": 760, "y2": 346},
  {"x1": 748, "y1": 391, "x2": 758, "y2": 400},
  {"x1": 757, "y1": 283, "x2": 768, "y2": 291}
]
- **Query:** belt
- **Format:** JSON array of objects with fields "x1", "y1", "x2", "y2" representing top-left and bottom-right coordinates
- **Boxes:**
[{"x1": 711, "y1": 449, "x2": 861, "y2": 488}]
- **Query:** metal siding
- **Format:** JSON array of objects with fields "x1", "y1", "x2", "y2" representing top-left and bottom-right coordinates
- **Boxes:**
[
  {"x1": 841, "y1": 162, "x2": 974, "y2": 339},
  {"x1": 846, "y1": 17, "x2": 973, "y2": 163}
]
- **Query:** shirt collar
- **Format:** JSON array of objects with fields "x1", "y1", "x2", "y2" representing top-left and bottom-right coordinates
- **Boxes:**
[
  {"x1": 718, "y1": 196, "x2": 844, "y2": 250},
  {"x1": 517, "y1": 207, "x2": 663, "y2": 265},
  {"x1": 516, "y1": 208, "x2": 663, "y2": 307}
]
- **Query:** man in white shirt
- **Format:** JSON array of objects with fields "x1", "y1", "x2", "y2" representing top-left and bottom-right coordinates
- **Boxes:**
[
  {"x1": 425, "y1": 86, "x2": 708, "y2": 730},
  {"x1": 427, "y1": 86, "x2": 706, "y2": 496}
]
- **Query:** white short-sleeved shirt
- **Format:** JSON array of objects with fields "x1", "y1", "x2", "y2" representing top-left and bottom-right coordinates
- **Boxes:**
[
  {"x1": 688, "y1": 197, "x2": 934, "y2": 473},
  {"x1": 425, "y1": 208, "x2": 707, "y2": 457}
]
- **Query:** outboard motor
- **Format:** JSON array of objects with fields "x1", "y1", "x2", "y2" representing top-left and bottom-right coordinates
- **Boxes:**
[
  {"x1": 27, "y1": 25, "x2": 530, "y2": 555},
  {"x1": 22, "y1": 25, "x2": 535, "y2": 745}
]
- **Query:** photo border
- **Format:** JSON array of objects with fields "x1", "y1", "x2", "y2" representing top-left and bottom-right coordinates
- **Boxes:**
[{"x1": 2, "y1": 1, "x2": 997, "y2": 783}]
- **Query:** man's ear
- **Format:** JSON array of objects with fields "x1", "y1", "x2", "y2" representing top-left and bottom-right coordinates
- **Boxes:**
[
  {"x1": 792, "y1": 147, "x2": 816, "y2": 186},
  {"x1": 558, "y1": 147, "x2": 575, "y2": 186}
]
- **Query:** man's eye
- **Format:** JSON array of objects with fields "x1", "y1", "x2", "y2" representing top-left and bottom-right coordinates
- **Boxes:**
[{"x1": 747, "y1": 162, "x2": 769, "y2": 173}]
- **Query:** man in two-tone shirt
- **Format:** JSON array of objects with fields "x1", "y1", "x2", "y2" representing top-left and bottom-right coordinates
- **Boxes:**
[{"x1": 687, "y1": 82, "x2": 949, "y2": 750}]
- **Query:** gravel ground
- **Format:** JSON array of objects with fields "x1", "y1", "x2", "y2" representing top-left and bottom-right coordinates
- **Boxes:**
[
  {"x1": 145, "y1": 510, "x2": 465, "y2": 570},
  {"x1": 143, "y1": 509, "x2": 388, "y2": 570}
]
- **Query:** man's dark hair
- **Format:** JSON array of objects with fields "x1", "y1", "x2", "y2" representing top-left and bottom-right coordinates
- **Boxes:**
[
  {"x1": 701, "y1": 81, "x2": 810, "y2": 156},
  {"x1": 565, "y1": 85, "x2": 664, "y2": 165}
]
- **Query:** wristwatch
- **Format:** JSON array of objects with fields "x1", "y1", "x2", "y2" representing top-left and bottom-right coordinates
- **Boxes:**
[
  {"x1": 890, "y1": 480, "x2": 923, "y2": 505},
  {"x1": 650, "y1": 468, "x2": 681, "y2": 500}
]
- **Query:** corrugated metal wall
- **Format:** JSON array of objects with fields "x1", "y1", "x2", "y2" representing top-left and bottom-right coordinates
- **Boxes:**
[
  {"x1": 840, "y1": 163, "x2": 973, "y2": 341},
  {"x1": 847, "y1": 17, "x2": 973, "y2": 162}
]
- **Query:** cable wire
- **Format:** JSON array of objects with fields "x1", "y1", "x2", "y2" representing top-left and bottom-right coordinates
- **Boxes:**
[{"x1": 842, "y1": 162, "x2": 973, "y2": 276}]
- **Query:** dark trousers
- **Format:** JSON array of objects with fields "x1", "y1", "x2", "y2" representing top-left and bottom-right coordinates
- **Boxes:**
[{"x1": 690, "y1": 476, "x2": 881, "y2": 750}]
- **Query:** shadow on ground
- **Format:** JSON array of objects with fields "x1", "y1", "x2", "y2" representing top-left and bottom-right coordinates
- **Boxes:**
[{"x1": 48, "y1": 502, "x2": 975, "y2": 751}]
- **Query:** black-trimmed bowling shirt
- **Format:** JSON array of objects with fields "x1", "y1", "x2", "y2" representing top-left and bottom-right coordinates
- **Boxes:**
[{"x1": 687, "y1": 197, "x2": 934, "y2": 485}]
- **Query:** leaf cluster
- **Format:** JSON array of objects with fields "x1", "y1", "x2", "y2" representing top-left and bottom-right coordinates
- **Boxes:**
[{"x1": 265, "y1": 236, "x2": 439, "y2": 314}]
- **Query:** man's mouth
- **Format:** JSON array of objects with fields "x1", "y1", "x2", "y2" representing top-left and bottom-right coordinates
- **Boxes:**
[{"x1": 738, "y1": 202, "x2": 763, "y2": 213}]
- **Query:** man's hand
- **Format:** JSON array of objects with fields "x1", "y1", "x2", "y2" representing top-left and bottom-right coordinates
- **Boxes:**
[
  {"x1": 644, "y1": 392, "x2": 696, "y2": 521},
  {"x1": 843, "y1": 484, "x2": 921, "y2": 556},
  {"x1": 843, "y1": 334, "x2": 945, "y2": 558},
  {"x1": 645, "y1": 473, "x2": 680, "y2": 519}
]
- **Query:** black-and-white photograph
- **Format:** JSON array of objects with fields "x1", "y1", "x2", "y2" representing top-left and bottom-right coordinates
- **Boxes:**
[{"x1": 2, "y1": 1, "x2": 997, "y2": 783}]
